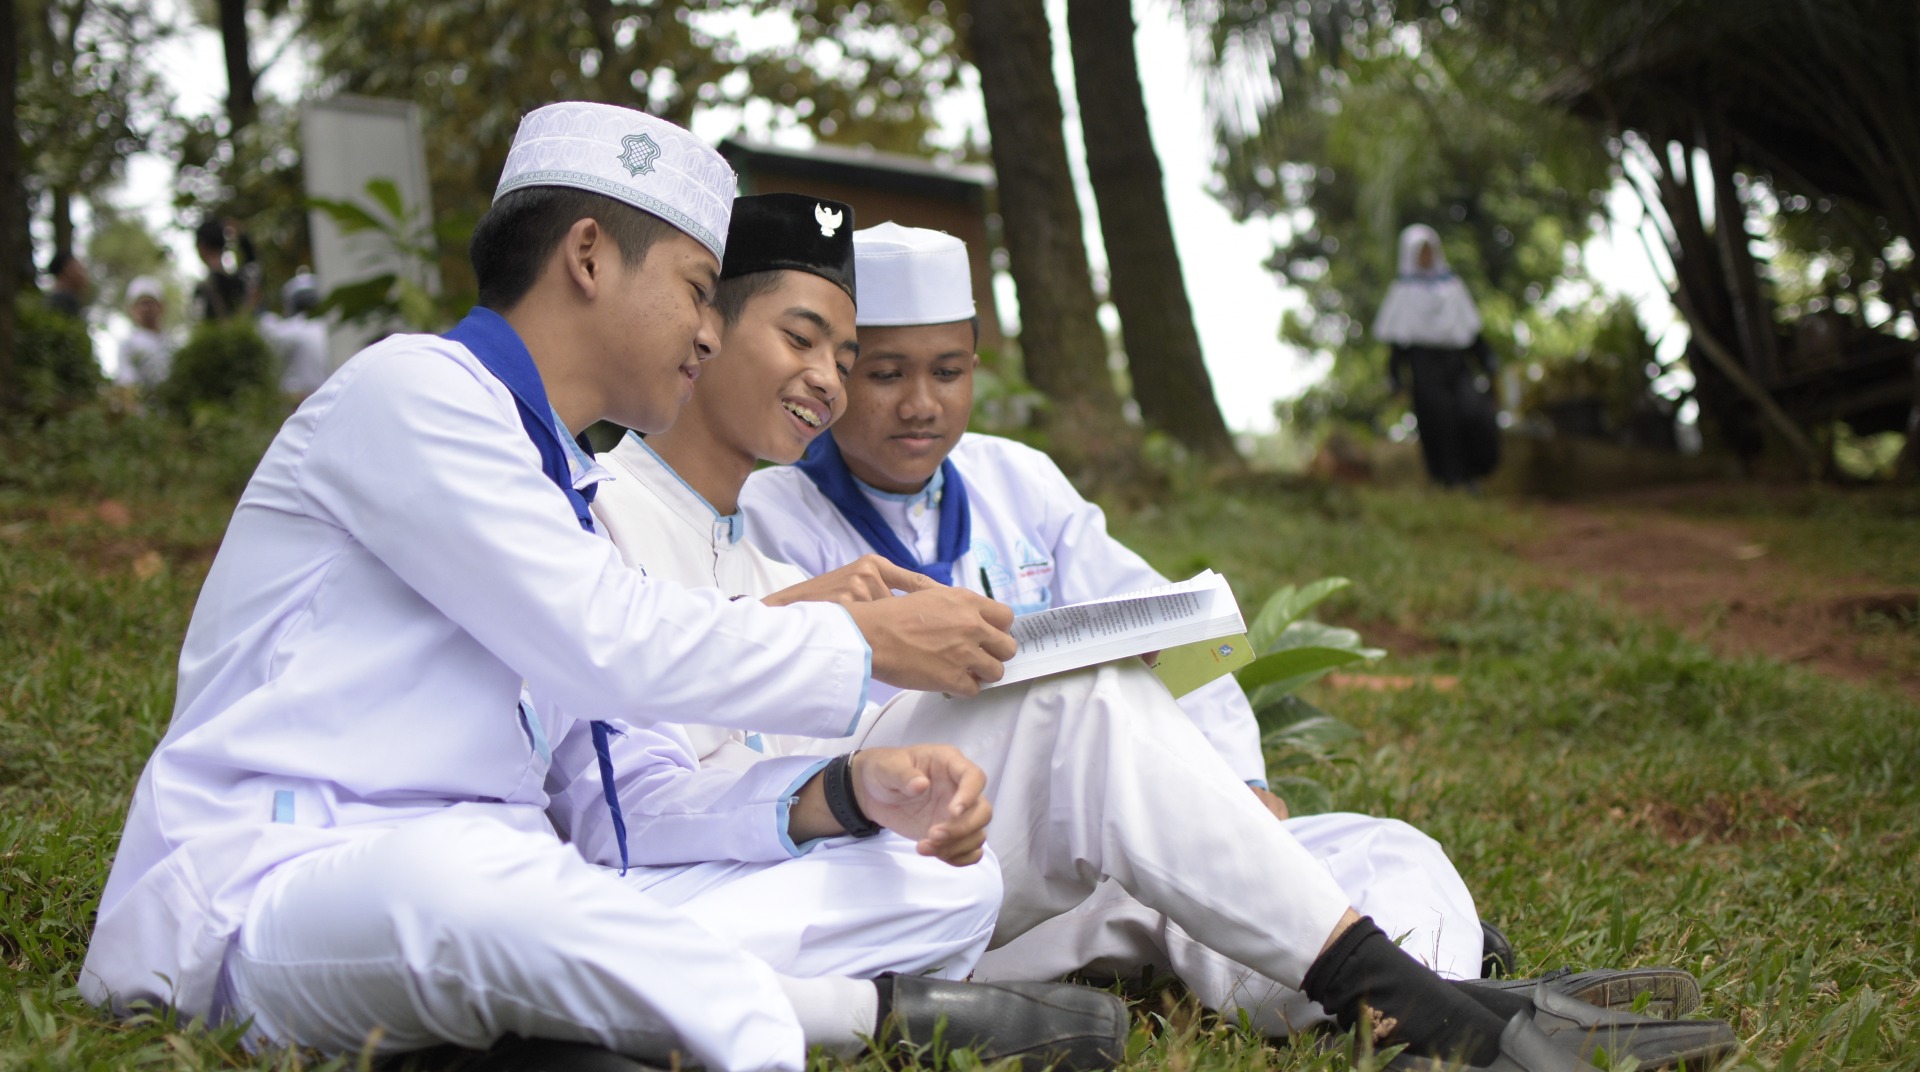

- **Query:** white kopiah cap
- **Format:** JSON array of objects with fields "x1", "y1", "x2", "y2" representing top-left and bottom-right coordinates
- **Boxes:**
[
  {"x1": 127, "y1": 276, "x2": 164, "y2": 303},
  {"x1": 852, "y1": 222, "x2": 974, "y2": 327},
  {"x1": 494, "y1": 102, "x2": 737, "y2": 262}
]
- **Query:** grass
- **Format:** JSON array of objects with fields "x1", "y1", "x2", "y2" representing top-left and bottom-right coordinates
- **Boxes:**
[{"x1": 2, "y1": 405, "x2": 1917, "y2": 1070}]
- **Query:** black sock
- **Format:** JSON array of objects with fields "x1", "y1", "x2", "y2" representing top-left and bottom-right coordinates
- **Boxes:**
[
  {"x1": 1301, "y1": 917, "x2": 1507, "y2": 1065},
  {"x1": 1453, "y1": 980, "x2": 1535, "y2": 1021}
]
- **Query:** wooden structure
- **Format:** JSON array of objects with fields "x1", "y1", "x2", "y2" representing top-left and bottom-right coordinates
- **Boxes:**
[
  {"x1": 719, "y1": 138, "x2": 1002, "y2": 351},
  {"x1": 1544, "y1": 5, "x2": 1920, "y2": 471}
]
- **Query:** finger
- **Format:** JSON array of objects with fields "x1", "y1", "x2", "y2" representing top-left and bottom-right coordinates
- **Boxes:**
[
  {"x1": 944, "y1": 669, "x2": 983, "y2": 699},
  {"x1": 978, "y1": 628, "x2": 1018, "y2": 663},
  {"x1": 930, "y1": 827, "x2": 989, "y2": 865},
  {"x1": 974, "y1": 596, "x2": 1015, "y2": 631},
  {"x1": 945, "y1": 762, "x2": 987, "y2": 818},
  {"x1": 875, "y1": 558, "x2": 942, "y2": 593},
  {"x1": 967, "y1": 650, "x2": 1006, "y2": 686}
]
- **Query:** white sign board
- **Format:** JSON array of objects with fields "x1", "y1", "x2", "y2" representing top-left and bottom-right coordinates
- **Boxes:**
[{"x1": 300, "y1": 96, "x2": 439, "y2": 371}]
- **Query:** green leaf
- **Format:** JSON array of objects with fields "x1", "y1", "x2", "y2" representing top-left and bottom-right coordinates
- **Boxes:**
[
  {"x1": 1252, "y1": 691, "x2": 1329, "y2": 735},
  {"x1": 1270, "y1": 619, "x2": 1378, "y2": 654},
  {"x1": 364, "y1": 177, "x2": 407, "y2": 222},
  {"x1": 1235, "y1": 645, "x2": 1371, "y2": 691},
  {"x1": 1262, "y1": 713, "x2": 1365, "y2": 752},
  {"x1": 1268, "y1": 774, "x2": 1334, "y2": 817},
  {"x1": 305, "y1": 196, "x2": 388, "y2": 236},
  {"x1": 312, "y1": 274, "x2": 399, "y2": 323},
  {"x1": 1249, "y1": 577, "x2": 1350, "y2": 652}
]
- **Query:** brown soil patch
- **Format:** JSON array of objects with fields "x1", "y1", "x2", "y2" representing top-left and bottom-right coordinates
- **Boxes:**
[
  {"x1": 1518, "y1": 491, "x2": 1920, "y2": 702},
  {"x1": 1609, "y1": 787, "x2": 1812, "y2": 846}
]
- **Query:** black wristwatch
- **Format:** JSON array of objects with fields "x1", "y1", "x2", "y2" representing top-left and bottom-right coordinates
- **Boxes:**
[{"x1": 822, "y1": 752, "x2": 882, "y2": 838}]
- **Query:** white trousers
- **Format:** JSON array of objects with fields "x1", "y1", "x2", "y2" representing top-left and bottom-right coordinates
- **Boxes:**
[
  {"x1": 221, "y1": 805, "x2": 999, "y2": 1072},
  {"x1": 971, "y1": 814, "x2": 1480, "y2": 1035},
  {"x1": 859, "y1": 662, "x2": 1479, "y2": 1035}
]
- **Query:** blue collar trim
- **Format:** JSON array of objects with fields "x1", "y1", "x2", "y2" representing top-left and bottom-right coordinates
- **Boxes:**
[
  {"x1": 623, "y1": 430, "x2": 744, "y2": 544},
  {"x1": 795, "y1": 430, "x2": 969, "y2": 584}
]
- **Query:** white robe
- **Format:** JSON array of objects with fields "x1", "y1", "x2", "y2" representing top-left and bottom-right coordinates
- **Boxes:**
[
  {"x1": 594, "y1": 434, "x2": 1484, "y2": 1035},
  {"x1": 115, "y1": 326, "x2": 174, "y2": 388},
  {"x1": 740, "y1": 433, "x2": 1267, "y2": 785},
  {"x1": 80, "y1": 331, "x2": 904, "y2": 1072}
]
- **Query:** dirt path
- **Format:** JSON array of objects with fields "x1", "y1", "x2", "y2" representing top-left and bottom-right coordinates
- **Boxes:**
[{"x1": 1514, "y1": 491, "x2": 1920, "y2": 703}]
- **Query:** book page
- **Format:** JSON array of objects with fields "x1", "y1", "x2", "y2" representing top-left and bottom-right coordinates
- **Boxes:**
[
  {"x1": 986, "y1": 571, "x2": 1244, "y2": 688},
  {"x1": 1010, "y1": 589, "x2": 1205, "y2": 655}
]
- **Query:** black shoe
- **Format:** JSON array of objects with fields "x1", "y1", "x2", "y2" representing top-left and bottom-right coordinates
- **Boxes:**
[
  {"x1": 876, "y1": 975, "x2": 1128, "y2": 1071},
  {"x1": 1384, "y1": 1011, "x2": 1588, "y2": 1071},
  {"x1": 1518, "y1": 982, "x2": 1736, "y2": 1070},
  {"x1": 1481, "y1": 921, "x2": 1516, "y2": 978},
  {"x1": 1462, "y1": 966, "x2": 1703, "y2": 1020}
]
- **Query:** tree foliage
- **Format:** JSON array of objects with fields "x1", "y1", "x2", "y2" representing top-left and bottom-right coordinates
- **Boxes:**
[
  {"x1": 15, "y1": 0, "x2": 173, "y2": 255},
  {"x1": 295, "y1": 0, "x2": 969, "y2": 298},
  {"x1": 1183, "y1": 4, "x2": 1614, "y2": 434}
]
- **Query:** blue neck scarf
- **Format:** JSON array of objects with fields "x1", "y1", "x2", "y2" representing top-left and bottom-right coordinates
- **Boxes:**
[
  {"x1": 444, "y1": 307, "x2": 630, "y2": 875},
  {"x1": 796, "y1": 431, "x2": 971, "y2": 585}
]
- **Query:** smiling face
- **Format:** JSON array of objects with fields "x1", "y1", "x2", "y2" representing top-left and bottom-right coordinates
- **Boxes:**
[
  {"x1": 693, "y1": 271, "x2": 856, "y2": 465},
  {"x1": 587, "y1": 228, "x2": 722, "y2": 435},
  {"x1": 832, "y1": 319, "x2": 977, "y2": 493}
]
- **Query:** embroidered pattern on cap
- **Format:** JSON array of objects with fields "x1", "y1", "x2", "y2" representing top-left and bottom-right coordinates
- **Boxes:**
[{"x1": 619, "y1": 133, "x2": 663, "y2": 177}]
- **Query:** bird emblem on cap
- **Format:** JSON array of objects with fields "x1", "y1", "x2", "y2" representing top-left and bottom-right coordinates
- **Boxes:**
[
  {"x1": 815, "y1": 203, "x2": 844, "y2": 238},
  {"x1": 617, "y1": 133, "x2": 662, "y2": 177}
]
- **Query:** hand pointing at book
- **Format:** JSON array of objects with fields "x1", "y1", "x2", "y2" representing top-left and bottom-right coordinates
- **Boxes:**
[
  {"x1": 848, "y1": 587, "x2": 1017, "y2": 697},
  {"x1": 762, "y1": 554, "x2": 942, "y2": 607}
]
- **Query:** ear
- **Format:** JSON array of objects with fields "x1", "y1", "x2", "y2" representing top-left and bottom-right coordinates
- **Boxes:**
[{"x1": 559, "y1": 217, "x2": 607, "y2": 301}]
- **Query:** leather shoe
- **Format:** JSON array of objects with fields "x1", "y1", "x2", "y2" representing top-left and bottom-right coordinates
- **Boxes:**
[
  {"x1": 876, "y1": 974, "x2": 1128, "y2": 1071},
  {"x1": 1462, "y1": 965, "x2": 1703, "y2": 1019},
  {"x1": 1480, "y1": 921, "x2": 1517, "y2": 978},
  {"x1": 1384, "y1": 1011, "x2": 1587, "y2": 1071},
  {"x1": 1520, "y1": 982, "x2": 1736, "y2": 1069}
]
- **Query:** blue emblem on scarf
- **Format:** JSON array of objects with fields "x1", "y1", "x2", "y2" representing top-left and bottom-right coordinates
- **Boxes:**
[
  {"x1": 795, "y1": 430, "x2": 970, "y2": 585},
  {"x1": 444, "y1": 307, "x2": 631, "y2": 875}
]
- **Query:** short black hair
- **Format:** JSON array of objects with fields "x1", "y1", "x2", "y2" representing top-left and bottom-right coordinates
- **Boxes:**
[
  {"x1": 46, "y1": 251, "x2": 75, "y2": 276},
  {"x1": 195, "y1": 220, "x2": 226, "y2": 251},
  {"x1": 712, "y1": 269, "x2": 785, "y2": 328},
  {"x1": 469, "y1": 186, "x2": 679, "y2": 311}
]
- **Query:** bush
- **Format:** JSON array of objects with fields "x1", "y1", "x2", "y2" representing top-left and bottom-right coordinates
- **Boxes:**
[
  {"x1": 158, "y1": 319, "x2": 277, "y2": 417},
  {"x1": 13, "y1": 296, "x2": 102, "y2": 415}
]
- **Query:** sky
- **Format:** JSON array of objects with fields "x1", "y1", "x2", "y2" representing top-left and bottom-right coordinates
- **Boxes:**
[{"x1": 99, "y1": 0, "x2": 1679, "y2": 433}]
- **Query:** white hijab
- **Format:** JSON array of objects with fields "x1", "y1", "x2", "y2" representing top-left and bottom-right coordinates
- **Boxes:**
[{"x1": 1371, "y1": 224, "x2": 1482, "y2": 349}]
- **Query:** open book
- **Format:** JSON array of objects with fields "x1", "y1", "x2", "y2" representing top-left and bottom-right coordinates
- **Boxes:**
[{"x1": 986, "y1": 570, "x2": 1249, "y2": 692}]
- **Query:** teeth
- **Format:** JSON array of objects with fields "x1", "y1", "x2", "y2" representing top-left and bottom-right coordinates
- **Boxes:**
[{"x1": 782, "y1": 400, "x2": 822, "y2": 428}]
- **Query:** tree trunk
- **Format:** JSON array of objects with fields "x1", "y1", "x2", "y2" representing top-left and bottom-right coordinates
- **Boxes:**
[
  {"x1": 966, "y1": 0, "x2": 1135, "y2": 482},
  {"x1": 51, "y1": 188, "x2": 72, "y2": 259},
  {"x1": 0, "y1": 0, "x2": 17, "y2": 405},
  {"x1": 219, "y1": 0, "x2": 256, "y2": 131},
  {"x1": 1066, "y1": 0, "x2": 1239, "y2": 463}
]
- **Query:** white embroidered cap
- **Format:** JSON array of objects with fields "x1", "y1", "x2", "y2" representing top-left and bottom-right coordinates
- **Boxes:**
[
  {"x1": 126, "y1": 275, "x2": 164, "y2": 304},
  {"x1": 494, "y1": 102, "x2": 737, "y2": 261},
  {"x1": 852, "y1": 222, "x2": 975, "y2": 327}
]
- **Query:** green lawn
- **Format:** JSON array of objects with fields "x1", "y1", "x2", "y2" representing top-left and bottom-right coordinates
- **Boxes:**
[{"x1": 3, "y1": 405, "x2": 1916, "y2": 1070}]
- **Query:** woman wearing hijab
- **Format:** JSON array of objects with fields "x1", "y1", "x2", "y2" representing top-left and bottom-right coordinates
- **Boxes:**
[{"x1": 1373, "y1": 224, "x2": 1500, "y2": 487}]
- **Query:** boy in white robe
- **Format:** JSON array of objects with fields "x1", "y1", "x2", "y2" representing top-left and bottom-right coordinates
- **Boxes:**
[
  {"x1": 592, "y1": 200, "x2": 1730, "y2": 1072},
  {"x1": 79, "y1": 106, "x2": 1134, "y2": 1072}
]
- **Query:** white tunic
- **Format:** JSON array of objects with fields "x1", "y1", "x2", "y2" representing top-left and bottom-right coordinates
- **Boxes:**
[
  {"x1": 81, "y1": 332, "x2": 871, "y2": 1023},
  {"x1": 589, "y1": 434, "x2": 820, "y2": 775},
  {"x1": 115, "y1": 327, "x2": 174, "y2": 388},
  {"x1": 258, "y1": 312, "x2": 332, "y2": 395},
  {"x1": 740, "y1": 433, "x2": 1267, "y2": 784}
]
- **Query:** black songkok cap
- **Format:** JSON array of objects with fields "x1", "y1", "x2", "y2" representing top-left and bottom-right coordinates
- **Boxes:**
[{"x1": 721, "y1": 192, "x2": 857, "y2": 304}]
